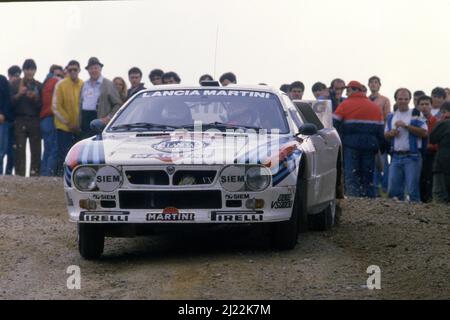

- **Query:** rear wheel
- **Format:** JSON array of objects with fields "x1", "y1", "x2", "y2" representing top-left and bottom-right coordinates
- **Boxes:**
[
  {"x1": 78, "y1": 223, "x2": 105, "y2": 260},
  {"x1": 308, "y1": 200, "x2": 335, "y2": 231}
]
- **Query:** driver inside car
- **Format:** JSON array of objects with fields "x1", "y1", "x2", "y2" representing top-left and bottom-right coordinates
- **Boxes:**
[
  {"x1": 160, "y1": 103, "x2": 193, "y2": 126},
  {"x1": 226, "y1": 104, "x2": 260, "y2": 128}
]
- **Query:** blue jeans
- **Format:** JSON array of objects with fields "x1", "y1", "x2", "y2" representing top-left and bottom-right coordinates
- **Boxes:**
[
  {"x1": 344, "y1": 147, "x2": 376, "y2": 198},
  {"x1": 40, "y1": 116, "x2": 58, "y2": 176},
  {"x1": 373, "y1": 152, "x2": 390, "y2": 194},
  {"x1": 382, "y1": 154, "x2": 390, "y2": 192},
  {"x1": 388, "y1": 154, "x2": 422, "y2": 202},
  {"x1": 0, "y1": 121, "x2": 10, "y2": 175},
  {"x1": 56, "y1": 129, "x2": 79, "y2": 176}
]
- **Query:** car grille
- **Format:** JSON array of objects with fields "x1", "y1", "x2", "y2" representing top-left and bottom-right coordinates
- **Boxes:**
[
  {"x1": 173, "y1": 170, "x2": 216, "y2": 185},
  {"x1": 125, "y1": 170, "x2": 169, "y2": 185},
  {"x1": 124, "y1": 169, "x2": 217, "y2": 186},
  {"x1": 119, "y1": 190, "x2": 222, "y2": 209}
]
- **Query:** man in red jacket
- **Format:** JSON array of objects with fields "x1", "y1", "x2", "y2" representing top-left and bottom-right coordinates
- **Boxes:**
[
  {"x1": 40, "y1": 65, "x2": 64, "y2": 176},
  {"x1": 333, "y1": 81, "x2": 384, "y2": 198}
]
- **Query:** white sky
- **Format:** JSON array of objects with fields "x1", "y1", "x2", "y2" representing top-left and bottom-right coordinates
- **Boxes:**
[{"x1": 1, "y1": 0, "x2": 449, "y2": 100}]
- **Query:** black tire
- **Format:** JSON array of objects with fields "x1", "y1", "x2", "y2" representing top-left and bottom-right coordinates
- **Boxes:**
[
  {"x1": 271, "y1": 181, "x2": 304, "y2": 250},
  {"x1": 297, "y1": 179, "x2": 308, "y2": 234},
  {"x1": 78, "y1": 223, "x2": 105, "y2": 260},
  {"x1": 308, "y1": 200, "x2": 335, "y2": 231}
]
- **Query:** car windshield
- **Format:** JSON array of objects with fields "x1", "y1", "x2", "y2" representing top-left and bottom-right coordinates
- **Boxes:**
[{"x1": 108, "y1": 89, "x2": 289, "y2": 133}]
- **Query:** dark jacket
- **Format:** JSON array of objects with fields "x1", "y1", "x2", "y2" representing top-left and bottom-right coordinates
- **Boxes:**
[
  {"x1": 127, "y1": 83, "x2": 146, "y2": 99},
  {"x1": 332, "y1": 92, "x2": 384, "y2": 152},
  {"x1": 430, "y1": 118, "x2": 450, "y2": 174},
  {"x1": 0, "y1": 75, "x2": 14, "y2": 121},
  {"x1": 10, "y1": 78, "x2": 42, "y2": 118}
]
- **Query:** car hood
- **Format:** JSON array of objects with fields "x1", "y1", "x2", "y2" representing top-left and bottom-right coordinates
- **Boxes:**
[{"x1": 66, "y1": 132, "x2": 301, "y2": 169}]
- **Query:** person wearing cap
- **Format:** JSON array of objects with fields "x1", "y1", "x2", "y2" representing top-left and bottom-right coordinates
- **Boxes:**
[
  {"x1": 40, "y1": 64, "x2": 64, "y2": 176},
  {"x1": 429, "y1": 102, "x2": 450, "y2": 203},
  {"x1": 384, "y1": 88, "x2": 428, "y2": 202},
  {"x1": 333, "y1": 80, "x2": 384, "y2": 198},
  {"x1": 10, "y1": 59, "x2": 42, "y2": 176},
  {"x1": 52, "y1": 60, "x2": 84, "y2": 176},
  {"x1": 79, "y1": 57, "x2": 122, "y2": 139}
]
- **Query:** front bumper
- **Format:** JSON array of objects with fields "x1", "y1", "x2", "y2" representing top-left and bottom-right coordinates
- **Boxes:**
[{"x1": 65, "y1": 186, "x2": 297, "y2": 224}]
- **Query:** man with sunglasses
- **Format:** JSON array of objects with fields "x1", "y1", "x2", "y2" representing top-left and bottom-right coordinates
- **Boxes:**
[
  {"x1": 40, "y1": 64, "x2": 64, "y2": 176},
  {"x1": 52, "y1": 60, "x2": 84, "y2": 176},
  {"x1": 329, "y1": 78, "x2": 346, "y2": 112}
]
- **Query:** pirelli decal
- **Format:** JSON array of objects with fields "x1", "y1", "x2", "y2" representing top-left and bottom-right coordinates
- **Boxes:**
[
  {"x1": 211, "y1": 211, "x2": 264, "y2": 222},
  {"x1": 79, "y1": 211, "x2": 129, "y2": 222}
]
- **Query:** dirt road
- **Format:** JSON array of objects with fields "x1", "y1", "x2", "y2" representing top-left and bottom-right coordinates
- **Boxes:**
[{"x1": 0, "y1": 176, "x2": 449, "y2": 299}]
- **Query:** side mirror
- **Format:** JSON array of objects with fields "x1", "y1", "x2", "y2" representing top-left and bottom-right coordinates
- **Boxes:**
[
  {"x1": 298, "y1": 123, "x2": 318, "y2": 136},
  {"x1": 90, "y1": 119, "x2": 107, "y2": 135}
]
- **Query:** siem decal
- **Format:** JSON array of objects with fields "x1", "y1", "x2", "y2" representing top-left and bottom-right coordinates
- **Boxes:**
[
  {"x1": 95, "y1": 166, "x2": 122, "y2": 192},
  {"x1": 225, "y1": 194, "x2": 250, "y2": 200},
  {"x1": 219, "y1": 166, "x2": 246, "y2": 192},
  {"x1": 92, "y1": 194, "x2": 116, "y2": 201}
]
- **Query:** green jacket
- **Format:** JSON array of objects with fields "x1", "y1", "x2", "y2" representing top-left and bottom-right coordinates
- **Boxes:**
[
  {"x1": 430, "y1": 118, "x2": 450, "y2": 174},
  {"x1": 79, "y1": 77, "x2": 122, "y2": 120}
]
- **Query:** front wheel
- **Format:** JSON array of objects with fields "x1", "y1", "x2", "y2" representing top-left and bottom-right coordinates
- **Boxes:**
[
  {"x1": 271, "y1": 186, "x2": 303, "y2": 250},
  {"x1": 308, "y1": 200, "x2": 335, "y2": 231},
  {"x1": 78, "y1": 223, "x2": 105, "y2": 260}
]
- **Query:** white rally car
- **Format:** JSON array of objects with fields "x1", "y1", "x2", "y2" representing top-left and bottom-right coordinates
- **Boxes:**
[{"x1": 64, "y1": 84, "x2": 342, "y2": 259}]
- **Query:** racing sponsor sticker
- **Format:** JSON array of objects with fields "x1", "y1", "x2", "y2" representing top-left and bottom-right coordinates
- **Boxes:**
[
  {"x1": 79, "y1": 211, "x2": 129, "y2": 222},
  {"x1": 211, "y1": 211, "x2": 264, "y2": 222},
  {"x1": 91, "y1": 194, "x2": 116, "y2": 201},
  {"x1": 271, "y1": 194, "x2": 293, "y2": 209},
  {"x1": 142, "y1": 90, "x2": 271, "y2": 99},
  {"x1": 146, "y1": 207, "x2": 195, "y2": 222},
  {"x1": 152, "y1": 140, "x2": 208, "y2": 153},
  {"x1": 220, "y1": 166, "x2": 246, "y2": 192},
  {"x1": 95, "y1": 166, "x2": 122, "y2": 192},
  {"x1": 225, "y1": 194, "x2": 250, "y2": 200}
]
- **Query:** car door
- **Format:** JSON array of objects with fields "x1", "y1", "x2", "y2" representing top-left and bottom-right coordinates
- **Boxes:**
[{"x1": 293, "y1": 100, "x2": 339, "y2": 208}]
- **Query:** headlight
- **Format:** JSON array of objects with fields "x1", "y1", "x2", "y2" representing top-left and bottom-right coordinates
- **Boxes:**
[
  {"x1": 220, "y1": 165, "x2": 271, "y2": 192},
  {"x1": 246, "y1": 166, "x2": 271, "y2": 191},
  {"x1": 73, "y1": 167, "x2": 97, "y2": 191}
]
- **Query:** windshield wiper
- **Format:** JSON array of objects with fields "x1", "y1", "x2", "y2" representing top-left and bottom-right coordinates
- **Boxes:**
[
  {"x1": 110, "y1": 122, "x2": 180, "y2": 131},
  {"x1": 181, "y1": 122, "x2": 262, "y2": 131}
]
